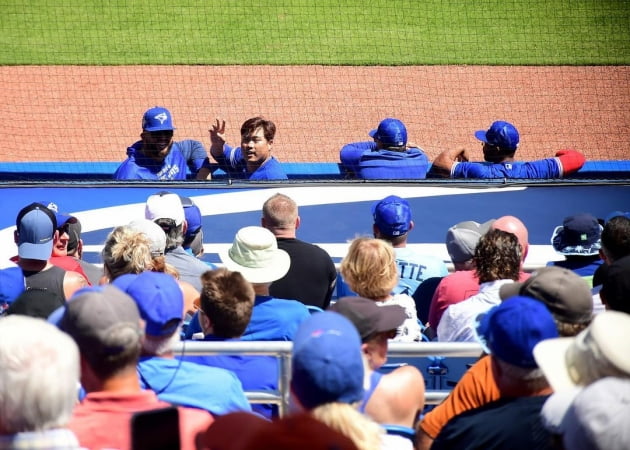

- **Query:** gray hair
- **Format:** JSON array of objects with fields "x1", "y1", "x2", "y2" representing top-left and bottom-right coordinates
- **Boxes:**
[{"x1": 0, "y1": 315, "x2": 80, "y2": 433}]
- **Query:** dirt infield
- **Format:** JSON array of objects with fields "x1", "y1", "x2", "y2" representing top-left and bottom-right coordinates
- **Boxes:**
[{"x1": 2, "y1": 65, "x2": 628, "y2": 164}]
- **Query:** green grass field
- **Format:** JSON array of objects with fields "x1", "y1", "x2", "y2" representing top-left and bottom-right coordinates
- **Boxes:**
[{"x1": 1, "y1": 0, "x2": 628, "y2": 65}]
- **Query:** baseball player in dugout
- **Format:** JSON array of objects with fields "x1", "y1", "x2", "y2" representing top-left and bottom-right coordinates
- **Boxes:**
[
  {"x1": 339, "y1": 117, "x2": 430, "y2": 179},
  {"x1": 429, "y1": 120, "x2": 585, "y2": 179},
  {"x1": 200, "y1": 117, "x2": 288, "y2": 180},
  {"x1": 114, "y1": 106, "x2": 209, "y2": 180}
]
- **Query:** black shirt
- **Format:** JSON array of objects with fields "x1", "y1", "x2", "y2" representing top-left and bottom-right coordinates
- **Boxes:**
[
  {"x1": 432, "y1": 395, "x2": 555, "y2": 450},
  {"x1": 270, "y1": 238, "x2": 337, "y2": 309}
]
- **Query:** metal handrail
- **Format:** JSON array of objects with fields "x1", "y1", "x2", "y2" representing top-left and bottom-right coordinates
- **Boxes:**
[{"x1": 173, "y1": 341, "x2": 484, "y2": 416}]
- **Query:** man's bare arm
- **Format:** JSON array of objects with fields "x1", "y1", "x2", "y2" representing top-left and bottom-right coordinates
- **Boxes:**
[{"x1": 429, "y1": 147, "x2": 470, "y2": 178}]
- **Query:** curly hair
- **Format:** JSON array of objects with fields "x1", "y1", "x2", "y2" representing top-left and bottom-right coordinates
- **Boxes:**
[
  {"x1": 199, "y1": 268, "x2": 255, "y2": 338},
  {"x1": 340, "y1": 237, "x2": 398, "y2": 300},
  {"x1": 101, "y1": 226, "x2": 153, "y2": 281},
  {"x1": 473, "y1": 229, "x2": 521, "y2": 283},
  {"x1": 601, "y1": 216, "x2": 630, "y2": 261}
]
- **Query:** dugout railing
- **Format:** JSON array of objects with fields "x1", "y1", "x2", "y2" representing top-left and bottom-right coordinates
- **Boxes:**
[{"x1": 172, "y1": 340, "x2": 483, "y2": 417}]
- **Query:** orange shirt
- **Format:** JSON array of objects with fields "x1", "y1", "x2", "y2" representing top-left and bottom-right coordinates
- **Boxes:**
[{"x1": 419, "y1": 355, "x2": 500, "y2": 438}]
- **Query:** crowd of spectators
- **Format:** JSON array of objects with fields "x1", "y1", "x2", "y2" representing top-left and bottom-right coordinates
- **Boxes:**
[{"x1": 0, "y1": 190, "x2": 628, "y2": 449}]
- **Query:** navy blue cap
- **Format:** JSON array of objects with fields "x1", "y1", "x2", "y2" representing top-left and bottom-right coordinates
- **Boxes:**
[
  {"x1": 475, "y1": 121, "x2": 519, "y2": 151},
  {"x1": 369, "y1": 118, "x2": 407, "y2": 147}
]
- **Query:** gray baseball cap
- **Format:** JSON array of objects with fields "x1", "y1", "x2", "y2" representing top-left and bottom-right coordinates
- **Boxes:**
[{"x1": 445, "y1": 219, "x2": 495, "y2": 263}]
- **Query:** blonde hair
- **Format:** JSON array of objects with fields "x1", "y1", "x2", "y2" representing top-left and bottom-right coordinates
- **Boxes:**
[
  {"x1": 340, "y1": 237, "x2": 398, "y2": 299},
  {"x1": 101, "y1": 226, "x2": 182, "y2": 282},
  {"x1": 102, "y1": 226, "x2": 153, "y2": 281},
  {"x1": 311, "y1": 403, "x2": 383, "y2": 450}
]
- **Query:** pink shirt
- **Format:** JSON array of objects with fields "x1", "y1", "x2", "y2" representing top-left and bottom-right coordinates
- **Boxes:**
[{"x1": 68, "y1": 390, "x2": 213, "y2": 450}]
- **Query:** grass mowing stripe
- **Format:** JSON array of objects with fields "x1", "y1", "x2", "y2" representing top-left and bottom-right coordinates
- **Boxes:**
[{"x1": 0, "y1": 0, "x2": 628, "y2": 65}]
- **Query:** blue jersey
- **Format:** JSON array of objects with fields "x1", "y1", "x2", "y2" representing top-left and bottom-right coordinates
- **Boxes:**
[
  {"x1": 210, "y1": 145, "x2": 288, "y2": 180},
  {"x1": 451, "y1": 158, "x2": 562, "y2": 179},
  {"x1": 113, "y1": 140, "x2": 207, "y2": 180},
  {"x1": 340, "y1": 141, "x2": 429, "y2": 179},
  {"x1": 393, "y1": 247, "x2": 449, "y2": 296}
]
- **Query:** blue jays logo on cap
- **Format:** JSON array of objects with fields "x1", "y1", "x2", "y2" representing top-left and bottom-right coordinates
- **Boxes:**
[{"x1": 142, "y1": 106, "x2": 175, "y2": 132}]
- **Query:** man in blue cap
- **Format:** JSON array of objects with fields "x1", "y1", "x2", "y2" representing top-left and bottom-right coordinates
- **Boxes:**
[
  {"x1": 13, "y1": 202, "x2": 87, "y2": 301},
  {"x1": 339, "y1": 118, "x2": 430, "y2": 179},
  {"x1": 430, "y1": 120, "x2": 585, "y2": 179},
  {"x1": 112, "y1": 271, "x2": 251, "y2": 416},
  {"x1": 114, "y1": 106, "x2": 208, "y2": 180},
  {"x1": 431, "y1": 296, "x2": 558, "y2": 449},
  {"x1": 371, "y1": 195, "x2": 447, "y2": 324}
]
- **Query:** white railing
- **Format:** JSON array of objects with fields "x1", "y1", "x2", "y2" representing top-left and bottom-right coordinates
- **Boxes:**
[{"x1": 173, "y1": 340, "x2": 483, "y2": 416}]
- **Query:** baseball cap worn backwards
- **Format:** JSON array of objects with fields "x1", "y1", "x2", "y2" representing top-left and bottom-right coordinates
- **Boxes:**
[
  {"x1": 59, "y1": 285, "x2": 142, "y2": 358},
  {"x1": 372, "y1": 195, "x2": 412, "y2": 237},
  {"x1": 475, "y1": 120, "x2": 519, "y2": 151},
  {"x1": 551, "y1": 213, "x2": 602, "y2": 256},
  {"x1": 475, "y1": 295, "x2": 558, "y2": 368},
  {"x1": 142, "y1": 106, "x2": 175, "y2": 132},
  {"x1": 113, "y1": 271, "x2": 183, "y2": 337},
  {"x1": 499, "y1": 266, "x2": 593, "y2": 324},
  {"x1": 369, "y1": 118, "x2": 407, "y2": 147},
  {"x1": 16, "y1": 203, "x2": 57, "y2": 261},
  {"x1": 330, "y1": 296, "x2": 406, "y2": 341},
  {"x1": 291, "y1": 311, "x2": 364, "y2": 410},
  {"x1": 445, "y1": 219, "x2": 495, "y2": 263},
  {"x1": 145, "y1": 191, "x2": 185, "y2": 227}
]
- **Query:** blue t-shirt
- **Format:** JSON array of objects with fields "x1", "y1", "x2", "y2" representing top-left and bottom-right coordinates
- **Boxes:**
[
  {"x1": 339, "y1": 141, "x2": 429, "y2": 179},
  {"x1": 137, "y1": 356, "x2": 251, "y2": 415},
  {"x1": 241, "y1": 295, "x2": 310, "y2": 341},
  {"x1": 451, "y1": 158, "x2": 561, "y2": 179},
  {"x1": 114, "y1": 140, "x2": 207, "y2": 180},
  {"x1": 177, "y1": 335, "x2": 279, "y2": 418},
  {"x1": 209, "y1": 145, "x2": 288, "y2": 180},
  {"x1": 183, "y1": 295, "x2": 310, "y2": 341}
]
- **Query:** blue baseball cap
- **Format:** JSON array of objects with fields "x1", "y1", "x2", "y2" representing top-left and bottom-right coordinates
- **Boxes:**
[
  {"x1": 112, "y1": 271, "x2": 183, "y2": 337},
  {"x1": 372, "y1": 195, "x2": 412, "y2": 237},
  {"x1": 37, "y1": 201, "x2": 77, "y2": 229},
  {"x1": 142, "y1": 106, "x2": 175, "y2": 132},
  {"x1": 475, "y1": 120, "x2": 520, "y2": 151},
  {"x1": 475, "y1": 295, "x2": 558, "y2": 368},
  {"x1": 15, "y1": 203, "x2": 57, "y2": 261},
  {"x1": 369, "y1": 118, "x2": 407, "y2": 147},
  {"x1": 180, "y1": 196, "x2": 202, "y2": 236},
  {"x1": 291, "y1": 311, "x2": 364, "y2": 409}
]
